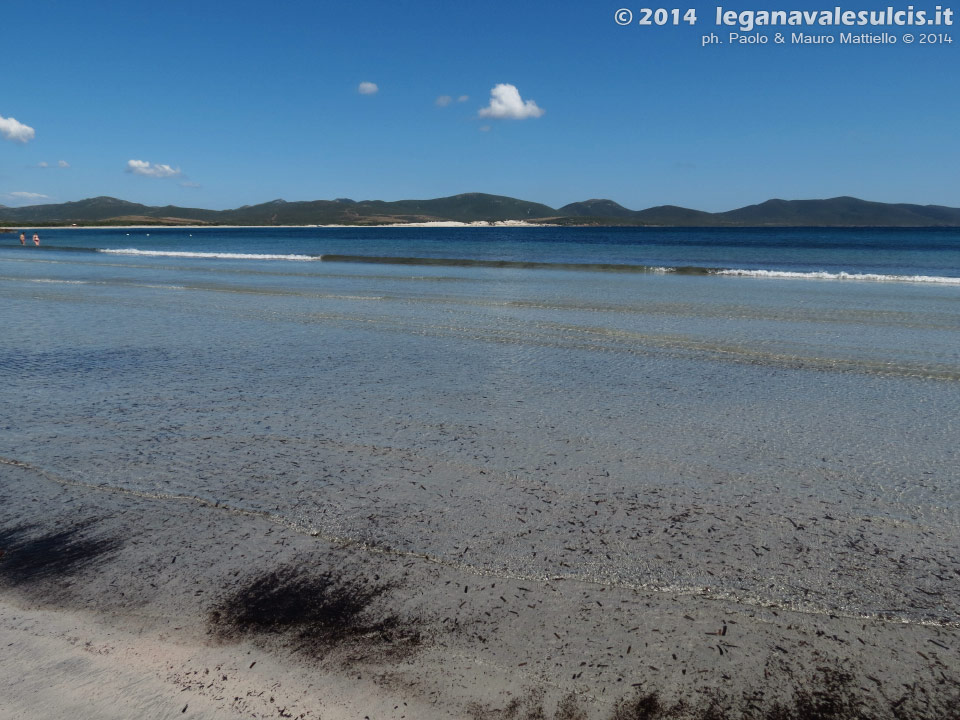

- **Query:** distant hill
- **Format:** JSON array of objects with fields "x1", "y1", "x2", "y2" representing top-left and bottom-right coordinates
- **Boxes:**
[
  {"x1": 0, "y1": 193, "x2": 557, "y2": 226},
  {"x1": 716, "y1": 197, "x2": 960, "y2": 227},
  {"x1": 558, "y1": 199, "x2": 636, "y2": 218},
  {"x1": 632, "y1": 205, "x2": 719, "y2": 226},
  {"x1": 557, "y1": 197, "x2": 960, "y2": 227},
  {"x1": 2, "y1": 194, "x2": 959, "y2": 227},
  {"x1": 3, "y1": 197, "x2": 153, "y2": 223}
]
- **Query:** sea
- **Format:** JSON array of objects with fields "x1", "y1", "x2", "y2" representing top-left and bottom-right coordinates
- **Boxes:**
[{"x1": 1, "y1": 226, "x2": 958, "y2": 624}]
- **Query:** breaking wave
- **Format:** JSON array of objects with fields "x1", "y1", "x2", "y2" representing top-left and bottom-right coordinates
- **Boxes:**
[
  {"x1": 98, "y1": 248, "x2": 321, "y2": 261},
  {"x1": 79, "y1": 248, "x2": 960, "y2": 284},
  {"x1": 713, "y1": 268, "x2": 960, "y2": 284}
]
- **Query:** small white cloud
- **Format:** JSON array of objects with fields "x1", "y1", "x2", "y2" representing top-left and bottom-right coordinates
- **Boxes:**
[
  {"x1": 358, "y1": 81, "x2": 379, "y2": 95},
  {"x1": 7, "y1": 191, "x2": 49, "y2": 201},
  {"x1": 127, "y1": 159, "x2": 181, "y2": 178},
  {"x1": 478, "y1": 84, "x2": 544, "y2": 120},
  {"x1": 0, "y1": 115, "x2": 35, "y2": 143},
  {"x1": 435, "y1": 95, "x2": 452, "y2": 107},
  {"x1": 36, "y1": 161, "x2": 49, "y2": 168},
  {"x1": 457, "y1": 95, "x2": 469, "y2": 103},
  {"x1": 58, "y1": 160, "x2": 70, "y2": 168}
]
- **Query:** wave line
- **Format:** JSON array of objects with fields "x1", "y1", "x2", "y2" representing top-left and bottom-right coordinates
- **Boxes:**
[
  {"x1": 714, "y1": 268, "x2": 960, "y2": 284},
  {"x1": 98, "y1": 248, "x2": 321, "y2": 261}
]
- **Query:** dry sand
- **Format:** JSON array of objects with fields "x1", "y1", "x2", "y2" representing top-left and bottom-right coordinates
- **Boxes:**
[{"x1": 1, "y1": 456, "x2": 957, "y2": 720}]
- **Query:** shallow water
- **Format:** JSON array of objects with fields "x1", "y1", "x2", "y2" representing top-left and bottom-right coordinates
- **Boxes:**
[{"x1": 1, "y1": 228, "x2": 958, "y2": 623}]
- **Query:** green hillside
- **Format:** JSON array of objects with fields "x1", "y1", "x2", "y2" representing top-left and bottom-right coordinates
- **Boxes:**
[
  {"x1": 717, "y1": 197, "x2": 960, "y2": 226},
  {"x1": 2, "y1": 194, "x2": 959, "y2": 227}
]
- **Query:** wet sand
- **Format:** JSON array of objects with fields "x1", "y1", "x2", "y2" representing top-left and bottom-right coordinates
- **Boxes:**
[{"x1": 2, "y1": 458, "x2": 957, "y2": 719}]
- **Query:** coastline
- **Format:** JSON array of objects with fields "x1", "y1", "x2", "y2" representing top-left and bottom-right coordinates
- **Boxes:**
[
  {"x1": 6, "y1": 221, "x2": 960, "y2": 231},
  {"x1": 0, "y1": 220, "x2": 556, "y2": 231}
]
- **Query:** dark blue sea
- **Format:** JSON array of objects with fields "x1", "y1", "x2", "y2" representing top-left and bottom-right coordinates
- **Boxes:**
[{"x1": 4, "y1": 225, "x2": 959, "y2": 280}]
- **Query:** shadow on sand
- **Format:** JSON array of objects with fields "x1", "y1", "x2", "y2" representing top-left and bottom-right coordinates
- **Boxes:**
[
  {"x1": 208, "y1": 561, "x2": 421, "y2": 658},
  {"x1": 0, "y1": 520, "x2": 121, "y2": 590}
]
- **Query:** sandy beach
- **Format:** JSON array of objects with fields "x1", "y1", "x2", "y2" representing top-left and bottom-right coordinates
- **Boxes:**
[
  {"x1": 2, "y1": 452, "x2": 957, "y2": 720},
  {"x1": 5, "y1": 220, "x2": 551, "y2": 231}
]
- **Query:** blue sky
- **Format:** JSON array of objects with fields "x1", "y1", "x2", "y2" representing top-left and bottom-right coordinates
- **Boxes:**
[{"x1": 1, "y1": 0, "x2": 957, "y2": 211}]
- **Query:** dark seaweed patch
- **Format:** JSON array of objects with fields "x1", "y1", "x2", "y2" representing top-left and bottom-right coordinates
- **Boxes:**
[
  {"x1": 760, "y1": 667, "x2": 863, "y2": 720},
  {"x1": 554, "y1": 693, "x2": 589, "y2": 720},
  {"x1": 609, "y1": 665, "x2": 960, "y2": 720},
  {"x1": 469, "y1": 666, "x2": 960, "y2": 720},
  {"x1": 0, "y1": 520, "x2": 120, "y2": 588},
  {"x1": 608, "y1": 666, "x2": 960, "y2": 719},
  {"x1": 208, "y1": 563, "x2": 419, "y2": 656},
  {"x1": 610, "y1": 691, "x2": 677, "y2": 720}
]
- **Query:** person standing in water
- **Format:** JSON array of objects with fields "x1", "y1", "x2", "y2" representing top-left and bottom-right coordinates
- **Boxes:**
[
  {"x1": 32, "y1": 233, "x2": 40, "y2": 246},
  {"x1": 19, "y1": 232, "x2": 26, "y2": 245}
]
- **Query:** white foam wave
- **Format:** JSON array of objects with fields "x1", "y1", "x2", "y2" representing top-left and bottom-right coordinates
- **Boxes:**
[
  {"x1": 28, "y1": 278, "x2": 89, "y2": 285},
  {"x1": 714, "y1": 268, "x2": 960, "y2": 285},
  {"x1": 98, "y1": 248, "x2": 319, "y2": 261}
]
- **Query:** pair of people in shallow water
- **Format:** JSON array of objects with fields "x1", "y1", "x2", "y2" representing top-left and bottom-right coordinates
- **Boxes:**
[{"x1": 19, "y1": 233, "x2": 40, "y2": 246}]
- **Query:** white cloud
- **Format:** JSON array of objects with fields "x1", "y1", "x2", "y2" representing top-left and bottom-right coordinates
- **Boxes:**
[
  {"x1": 0, "y1": 115, "x2": 35, "y2": 143},
  {"x1": 36, "y1": 161, "x2": 49, "y2": 168},
  {"x1": 7, "y1": 191, "x2": 49, "y2": 201},
  {"x1": 438, "y1": 95, "x2": 469, "y2": 107},
  {"x1": 358, "y1": 81, "x2": 378, "y2": 95},
  {"x1": 478, "y1": 84, "x2": 544, "y2": 120},
  {"x1": 127, "y1": 159, "x2": 181, "y2": 178},
  {"x1": 58, "y1": 160, "x2": 70, "y2": 168}
]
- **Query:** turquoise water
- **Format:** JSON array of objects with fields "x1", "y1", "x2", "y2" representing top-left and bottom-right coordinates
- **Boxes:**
[{"x1": 1, "y1": 227, "x2": 958, "y2": 623}]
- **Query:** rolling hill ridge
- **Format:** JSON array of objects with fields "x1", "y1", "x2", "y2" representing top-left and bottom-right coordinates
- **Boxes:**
[{"x1": 2, "y1": 194, "x2": 959, "y2": 227}]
